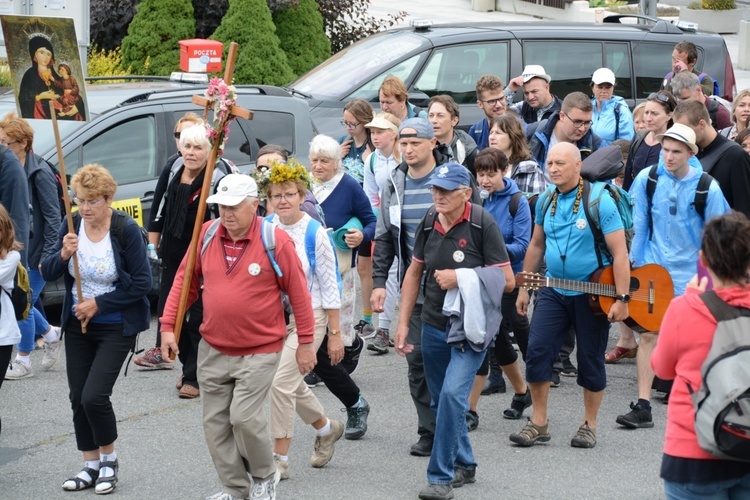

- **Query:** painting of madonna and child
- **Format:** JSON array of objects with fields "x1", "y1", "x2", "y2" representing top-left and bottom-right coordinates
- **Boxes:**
[{"x1": 1, "y1": 15, "x2": 88, "y2": 121}]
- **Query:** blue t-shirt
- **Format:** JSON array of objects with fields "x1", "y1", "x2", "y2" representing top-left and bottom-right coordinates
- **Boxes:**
[{"x1": 536, "y1": 183, "x2": 623, "y2": 295}]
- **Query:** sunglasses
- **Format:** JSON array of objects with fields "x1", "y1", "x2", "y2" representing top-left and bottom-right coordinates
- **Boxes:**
[
  {"x1": 648, "y1": 92, "x2": 675, "y2": 111},
  {"x1": 174, "y1": 132, "x2": 181, "y2": 139}
]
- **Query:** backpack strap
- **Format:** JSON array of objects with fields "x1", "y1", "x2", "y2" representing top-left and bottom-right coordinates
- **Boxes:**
[
  {"x1": 628, "y1": 130, "x2": 648, "y2": 167},
  {"x1": 423, "y1": 205, "x2": 438, "y2": 233},
  {"x1": 699, "y1": 290, "x2": 745, "y2": 321},
  {"x1": 581, "y1": 180, "x2": 605, "y2": 268},
  {"x1": 646, "y1": 164, "x2": 659, "y2": 240},
  {"x1": 201, "y1": 219, "x2": 223, "y2": 256},
  {"x1": 509, "y1": 192, "x2": 522, "y2": 218},
  {"x1": 693, "y1": 173, "x2": 713, "y2": 220},
  {"x1": 369, "y1": 152, "x2": 376, "y2": 175},
  {"x1": 304, "y1": 218, "x2": 321, "y2": 292},
  {"x1": 614, "y1": 104, "x2": 620, "y2": 141},
  {"x1": 260, "y1": 218, "x2": 282, "y2": 278},
  {"x1": 111, "y1": 210, "x2": 129, "y2": 249}
]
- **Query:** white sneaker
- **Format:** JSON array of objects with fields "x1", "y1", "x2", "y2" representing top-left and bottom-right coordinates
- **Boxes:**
[
  {"x1": 42, "y1": 327, "x2": 63, "y2": 369},
  {"x1": 205, "y1": 492, "x2": 243, "y2": 500},
  {"x1": 5, "y1": 359, "x2": 33, "y2": 380},
  {"x1": 250, "y1": 469, "x2": 280, "y2": 500}
]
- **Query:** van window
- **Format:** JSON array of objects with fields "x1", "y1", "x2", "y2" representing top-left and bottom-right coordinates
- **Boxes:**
[
  {"x1": 606, "y1": 42, "x2": 632, "y2": 100},
  {"x1": 413, "y1": 43, "x2": 509, "y2": 104},
  {"x1": 233, "y1": 111, "x2": 295, "y2": 163},
  {"x1": 524, "y1": 41, "x2": 604, "y2": 99},
  {"x1": 65, "y1": 115, "x2": 157, "y2": 185},
  {"x1": 348, "y1": 54, "x2": 425, "y2": 102},
  {"x1": 633, "y1": 42, "x2": 676, "y2": 99}
]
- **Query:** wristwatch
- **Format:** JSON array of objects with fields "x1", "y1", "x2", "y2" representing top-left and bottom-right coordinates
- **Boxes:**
[
  {"x1": 615, "y1": 293, "x2": 631, "y2": 303},
  {"x1": 329, "y1": 329, "x2": 341, "y2": 336}
]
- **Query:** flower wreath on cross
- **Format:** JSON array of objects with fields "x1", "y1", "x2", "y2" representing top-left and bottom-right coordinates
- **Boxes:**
[{"x1": 204, "y1": 77, "x2": 237, "y2": 155}]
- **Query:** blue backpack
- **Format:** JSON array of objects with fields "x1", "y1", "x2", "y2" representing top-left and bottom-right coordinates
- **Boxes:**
[{"x1": 664, "y1": 70, "x2": 720, "y2": 97}]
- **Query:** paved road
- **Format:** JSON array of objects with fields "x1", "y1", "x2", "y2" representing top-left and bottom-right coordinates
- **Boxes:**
[{"x1": 1, "y1": 315, "x2": 667, "y2": 500}]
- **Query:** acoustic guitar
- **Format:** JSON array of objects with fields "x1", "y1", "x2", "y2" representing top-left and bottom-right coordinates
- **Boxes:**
[{"x1": 516, "y1": 264, "x2": 674, "y2": 333}]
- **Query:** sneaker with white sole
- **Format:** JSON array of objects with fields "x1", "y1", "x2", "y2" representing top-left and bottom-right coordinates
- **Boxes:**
[
  {"x1": 310, "y1": 420, "x2": 344, "y2": 467},
  {"x1": 354, "y1": 320, "x2": 376, "y2": 339},
  {"x1": 42, "y1": 327, "x2": 63, "y2": 369},
  {"x1": 205, "y1": 492, "x2": 244, "y2": 500},
  {"x1": 5, "y1": 359, "x2": 32, "y2": 380},
  {"x1": 250, "y1": 469, "x2": 280, "y2": 500},
  {"x1": 304, "y1": 371, "x2": 323, "y2": 388},
  {"x1": 273, "y1": 454, "x2": 289, "y2": 480},
  {"x1": 132, "y1": 347, "x2": 174, "y2": 370},
  {"x1": 367, "y1": 328, "x2": 390, "y2": 354}
]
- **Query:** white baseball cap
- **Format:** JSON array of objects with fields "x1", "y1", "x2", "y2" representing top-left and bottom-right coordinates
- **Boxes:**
[
  {"x1": 521, "y1": 65, "x2": 551, "y2": 83},
  {"x1": 592, "y1": 68, "x2": 616, "y2": 85},
  {"x1": 206, "y1": 174, "x2": 258, "y2": 206}
]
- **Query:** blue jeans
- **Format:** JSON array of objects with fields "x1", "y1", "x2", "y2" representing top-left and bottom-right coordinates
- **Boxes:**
[
  {"x1": 664, "y1": 475, "x2": 750, "y2": 499},
  {"x1": 17, "y1": 268, "x2": 50, "y2": 353},
  {"x1": 421, "y1": 323, "x2": 486, "y2": 485}
]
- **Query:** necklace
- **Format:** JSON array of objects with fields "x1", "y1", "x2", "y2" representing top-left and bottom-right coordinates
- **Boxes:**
[
  {"x1": 550, "y1": 177, "x2": 583, "y2": 216},
  {"x1": 549, "y1": 177, "x2": 584, "y2": 264}
]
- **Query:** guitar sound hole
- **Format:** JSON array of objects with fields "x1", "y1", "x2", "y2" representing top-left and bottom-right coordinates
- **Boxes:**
[{"x1": 629, "y1": 277, "x2": 640, "y2": 291}]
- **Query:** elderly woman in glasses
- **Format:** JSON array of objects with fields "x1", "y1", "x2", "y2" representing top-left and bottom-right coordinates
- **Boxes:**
[{"x1": 42, "y1": 164, "x2": 151, "y2": 495}]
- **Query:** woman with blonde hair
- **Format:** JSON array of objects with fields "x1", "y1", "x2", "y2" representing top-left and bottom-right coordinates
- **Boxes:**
[{"x1": 719, "y1": 88, "x2": 750, "y2": 140}]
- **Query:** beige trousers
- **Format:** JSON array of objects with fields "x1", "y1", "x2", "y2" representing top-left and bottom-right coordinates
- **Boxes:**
[
  {"x1": 197, "y1": 340, "x2": 281, "y2": 499},
  {"x1": 270, "y1": 308, "x2": 329, "y2": 439}
]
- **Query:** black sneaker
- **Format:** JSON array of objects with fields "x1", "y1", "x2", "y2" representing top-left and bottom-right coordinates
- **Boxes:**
[
  {"x1": 344, "y1": 397, "x2": 370, "y2": 439},
  {"x1": 550, "y1": 371, "x2": 561, "y2": 388},
  {"x1": 561, "y1": 359, "x2": 577, "y2": 377},
  {"x1": 354, "y1": 320, "x2": 376, "y2": 339},
  {"x1": 450, "y1": 467, "x2": 476, "y2": 488},
  {"x1": 304, "y1": 372, "x2": 323, "y2": 388},
  {"x1": 480, "y1": 376, "x2": 506, "y2": 395},
  {"x1": 616, "y1": 402, "x2": 654, "y2": 429},
  {"x1": 342, "y1": 336, "x2": 363, "y2": 375},
  {"x1": 367, "y1": 328, "x2": 390, "y2": 355},
  {"x1": 410, "y1": 435, "x2": 433, "y2": 456},
  {"x1": 465, "y1": 411, "x2": 479, "y2": 432}
]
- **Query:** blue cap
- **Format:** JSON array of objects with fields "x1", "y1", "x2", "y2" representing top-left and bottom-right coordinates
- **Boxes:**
[
  {"x1": 398, "y1": 117, "x2": 434, "y2": 139},
  {"x1": 430, "y1": 162, "x2": 471, "y2": 191}
]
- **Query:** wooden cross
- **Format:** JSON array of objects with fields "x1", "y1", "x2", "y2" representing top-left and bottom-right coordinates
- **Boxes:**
[{"x1": 170, "y1": 42, "x2": 253, "y2": 355}]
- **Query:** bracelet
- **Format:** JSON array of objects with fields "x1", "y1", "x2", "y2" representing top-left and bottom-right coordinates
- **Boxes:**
[{"x1": 329, "y1": 329, "x2": 341, "y2": 336}]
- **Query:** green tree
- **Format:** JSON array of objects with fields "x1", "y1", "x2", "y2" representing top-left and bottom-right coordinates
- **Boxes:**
[
  {"x1": 211, "y1": 0, "x2": 295, "y2": 85},
  {"x1": 120, "y1": 0, "x2": 195, "y2": 75},
  {"x1": 273, "y1": 0, "x2": 331, "y2": 76}
]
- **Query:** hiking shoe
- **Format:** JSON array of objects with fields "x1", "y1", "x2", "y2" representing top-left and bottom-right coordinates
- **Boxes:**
[
  {"x1": 304, "y1": 371, "x2": 323, "y2": 388},
  {"x1": 550, "y1": 371, "x2": 561, "y2": 388},
  {"x1": 342, "y1": 336, "x2": 363, "y2": 375},
  {"x1": 310, "y1": 419, "x2": 344, "y2": 467},
  {"x1": 561, "y1": 358, "x2": 577, "y2": 377},
  {"x1": 410, "y1": 435, "x2": 433, "y2": 456},
  {"x1": 273, "y1": 455, "x2": 289, "y2": 481},
  {"x1": 354, "y1": 320, "x2": 376, "y2": 339},
  {"x1": 571, "y1": 421, "x2": 597, "y2": 448},
  {"x1": 616, "y1": 402, "x2": 654, "y2": 429},
  {"x1": 480, "y1": 376, "x2": 506, "y2": 395},
  {"x1": 367, "y1": 328, "x2": 390, "y2": 354},
  {"x1": 41, "y1": 327, "x2": 62, "y2": 369},
  {"x1": 5, "y1": 359, "x2": 32, "y2": 380},
  {"x1": 133, "y1": 347, "x2": 174, "y2": 370},
  {"x1": 418, "y1": 483, "x2": 454, "y2": 500},
  {"x1": 509, "y1": 419, "x2": 551, "y2": 447},
  {"x1": 503, "y1": 390, "x2": 532, "y2": 420},
  {"x1": 344, "y1": 397, "x2": 370, "y2": 440},
  {"x1": 450, "y1": 467, "x2": 476, "y2": 488},
  {"x1": 466, "y1": 411, "x2": 479, "y2": 432}
]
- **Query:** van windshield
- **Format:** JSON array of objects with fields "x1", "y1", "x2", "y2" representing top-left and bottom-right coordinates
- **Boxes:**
[{"x1": 289, "y1": 32, "x2": 425, "y2": 99}]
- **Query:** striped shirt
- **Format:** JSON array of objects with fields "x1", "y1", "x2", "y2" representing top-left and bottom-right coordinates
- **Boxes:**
[{"x1": 402, "y1": 172, "x2": 435, "y2": 255}]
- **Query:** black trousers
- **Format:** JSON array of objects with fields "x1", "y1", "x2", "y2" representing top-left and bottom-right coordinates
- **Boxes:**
[
  {"x1": 65, "y1": 319, "x2": 134, "y2": 451},
  {"x1": 406, "y1": 304, "x2": 436, "y2": 438},
  {"x1": 314, "y1": 334, "x2": 361, "y2": 408},
  {"x1": 0, "y1": 344, "x2": 12, "y2": 390},
  {"x1": 178, "y1": 298, "x2": 203, "y2": 389}
]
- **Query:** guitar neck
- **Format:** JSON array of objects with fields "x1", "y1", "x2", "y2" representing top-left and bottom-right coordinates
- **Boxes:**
[{"x1": 542, "y1": 277, "x2": 617, "y2": 297}]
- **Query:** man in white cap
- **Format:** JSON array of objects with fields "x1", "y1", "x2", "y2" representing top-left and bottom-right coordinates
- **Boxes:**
[
  {"x1": 503, "y1": 64, "x2": 562, "y2": 125},
  {"x1": 616, "y1": 124, "x2": 729, "y2": 431},
  {"x1": 160, "y1": 174, "x2": 317, "y2": 500}
]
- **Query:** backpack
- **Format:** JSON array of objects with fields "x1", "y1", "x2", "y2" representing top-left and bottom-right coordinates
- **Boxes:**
[
  {"x1": 423, "y1": 202, "x2": 486, "y2": 251},
  {"x1": 30, "y1": 158, "x2": 67, "y2": 218},
  {"x1": 73, "y1": 210, "x2": 157, "y2": 294},
  {"x1": 3, "y1": 262, "x2": 31, "y2": 321},
  {"x1": 687, "y1": 291, "x2": 750, "y2": 462},
  {"x1": 645, "y1": 165, "x2": 714, "y2": 240},
  {"x1": 664, "y1": 70, "x2": 720, "y2": 97}
]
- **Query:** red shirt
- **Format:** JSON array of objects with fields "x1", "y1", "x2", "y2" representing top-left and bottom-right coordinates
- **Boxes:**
[
  {"x1": 161, "y1": 216, "x2": 315, "y2": 356},
  {"x1": 651, "y1": 285, "x2": 750, "y2": 459}
]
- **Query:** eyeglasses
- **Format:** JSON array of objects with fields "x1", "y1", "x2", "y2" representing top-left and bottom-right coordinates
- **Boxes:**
[
  {"x1": 340, "y1": 120, "x2": 361, "y2": 129},
  {"x1": 480, "y1": 97, "x2": 506, "y2": 106},
  {"x1": 73, "y1": 197, "x2": 106, "y2": 207},
  {"x1": 669, "y1": 190, "x2": 677, "y2": 216},
  {"x1": 648, "y1": 92, "x2": 676, "y2": 111},
  {"x1": 269, "y1": 191, "x2": 299, "y2": 202},
  {"x1": 0, "y1": 139, "x2": 18, "y2": 147},
  {"x1": 174, "y1": 132, "x2": 181, "y2": 139},
  {"x1": 566, "y1": 116, "x2": 593, "y2": 129}
]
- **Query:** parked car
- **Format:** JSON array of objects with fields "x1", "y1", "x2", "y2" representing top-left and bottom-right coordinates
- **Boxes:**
[
  {"x1": 289, "y1": 16, "x2": 736, "y2": 136},
  {"x1": 0, "y1": 77, "x2": 317, "y2": 304}
]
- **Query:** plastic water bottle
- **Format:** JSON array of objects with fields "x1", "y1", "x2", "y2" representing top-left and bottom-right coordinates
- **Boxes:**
[{"x1": 147, "y1": 243, "x2": 158, "y2": 261}]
